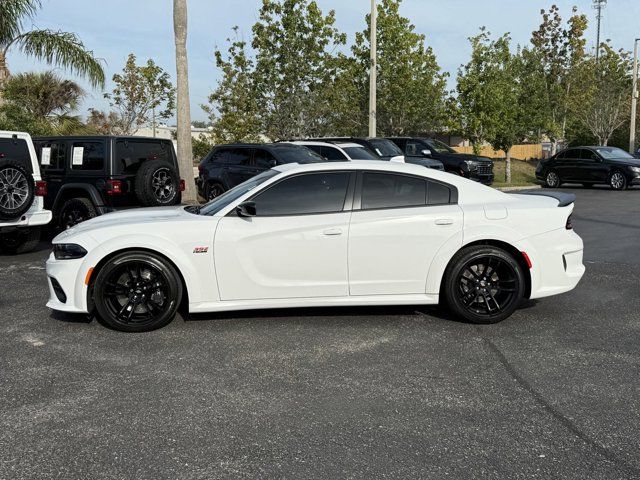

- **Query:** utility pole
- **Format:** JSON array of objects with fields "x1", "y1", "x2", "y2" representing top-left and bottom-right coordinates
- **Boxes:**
[
  {"x1": 368, "y1": 0, "x2": 377, "y2": 138},
  {"x1": 593, "y1": 0, "x2": 607, "y2": 63},
  {"x1": 630, "y1": 38, "x2": 639, "y2": 153}
]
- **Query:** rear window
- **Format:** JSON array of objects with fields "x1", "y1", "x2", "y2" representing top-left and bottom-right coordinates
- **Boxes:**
[
  {"x1": 0, "y1": 138, "x2": 32, "y2": 173},
  {"x1": 367, "y1": 139, "x2": 403, "y2": 157},
  {"x1": 114, "y1": 140, "x2": 172, "y2": 174},
  {"x1": 211, "y1": 147, "x2": 252, "y2": 165},
  {"x1": 342, "y1": 146, "x2": 378, "y2": 160}
]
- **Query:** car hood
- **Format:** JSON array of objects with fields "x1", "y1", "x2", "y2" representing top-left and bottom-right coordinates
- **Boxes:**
[
  {"x1": 441, "y1": 152, "x2": 492, "y2": 163},
  {"x1": 53, "y1": 206, "x2": 193, "y2": 242},
  {"x1": 608, "y1": 158, "x2": 640, "y2": 167}
]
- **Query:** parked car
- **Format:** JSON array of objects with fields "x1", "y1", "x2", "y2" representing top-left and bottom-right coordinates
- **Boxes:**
[
  {"x1": 46, "y1": 161, "x2": 584, "y2": 332},
  {"x1": 0, "y1": 131, "x2": 52, "y2": 254},
  {"x1": 312, "y1": 137, "x2": 407, "y2": 162},
  {"x1": 33, "y1": 136, "x2": 184, "y2": 229},
  {"x1": 294, "y1": 140, "x2": 445, "y2": 171},
  {"x1": 388, "y1": 137, "x2": 494, "y2": 185},
  {"x1": 197, "y1": 143, "x2": 325, "y2": 201},
  {"x1": 536, "y1": 146, "x2": 640, "y2": 190}
]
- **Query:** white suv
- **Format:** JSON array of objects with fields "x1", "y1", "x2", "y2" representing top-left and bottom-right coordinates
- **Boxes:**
[{"x1": 0, "y1": 131, "x2": 52, "y2": 254}]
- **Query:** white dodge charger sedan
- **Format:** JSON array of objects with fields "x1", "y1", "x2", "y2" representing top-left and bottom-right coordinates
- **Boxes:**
[{"x1": 46, "y1": 161, "x2": 585, "y2": 332}]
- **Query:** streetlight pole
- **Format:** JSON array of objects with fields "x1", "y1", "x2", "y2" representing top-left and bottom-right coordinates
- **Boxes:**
[
  {"x1": 368, "y1": 0, "x2": 377, "y2": 138},
  {"x1": 630, "y1": 38, "x2": 639, "y2": 154}
]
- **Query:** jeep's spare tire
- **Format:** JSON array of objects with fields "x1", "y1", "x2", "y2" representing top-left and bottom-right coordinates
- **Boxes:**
[
  {"x1": 134, "y1": 160, "x2": 180, "y2": 207},
  {"x1": 0, "y1": 159, "x2": 35, "y2": 220}
]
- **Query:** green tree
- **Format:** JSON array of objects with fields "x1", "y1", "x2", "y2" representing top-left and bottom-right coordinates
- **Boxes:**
[
  {"x1": 105, "y1": 53, "x2": 175, "y2": 135},
  {"x1": 251, "y1": 0, "x2": 346, "y2": 139},
  {"x1": 203, "y1": 28, "x2": 262, "y2": 143},
  {"x1": 571, "y1": 43, "x2": 632, "y2": 146},
  {"x1": 0, "y1": 0, "x2": 104, "y2": 97},
  {"x1": 531, "y1": 5, "x2": 588, "y2": 152},
  {"x1": 352, "y1": 0, "x2": 448, "y2": 136}
]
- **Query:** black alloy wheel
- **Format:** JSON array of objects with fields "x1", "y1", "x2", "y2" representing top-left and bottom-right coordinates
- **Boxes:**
[
  {"x1": 545, "y1": 170, "x2": 561, "y2": 188},
  {"x1": 93, "y1": 252, "x2": 182, "y2": 332},
  {"x1": 151, "y1": 167, "x2": 176, "y2": 202},
  {"x1": 444, "y1": 246, "x2": 525, "y2": 324},
  {"x1": 206, "y1": 182, "x2": 225, "y2": 201},
  {"x1": 58, "y1": 198, "x2": 97, "y2": 230}
]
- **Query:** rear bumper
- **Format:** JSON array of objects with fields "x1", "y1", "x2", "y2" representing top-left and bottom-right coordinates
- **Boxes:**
[
  {"x1": 0, "y1": 209, "x2": 52, "y2": 230},
  {"x1": 518, "y1": 228, "x2": 585, "y2": 300}
]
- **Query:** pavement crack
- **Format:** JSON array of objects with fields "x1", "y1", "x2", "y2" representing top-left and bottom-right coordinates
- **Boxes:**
[{"x1": 477, "y1": 328, "x2": 640, "y2": 477}]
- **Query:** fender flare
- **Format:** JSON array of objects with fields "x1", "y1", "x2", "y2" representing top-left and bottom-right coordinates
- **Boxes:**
[{"x1": 53, "y1": 183, "x2": 103, "y2": 214}]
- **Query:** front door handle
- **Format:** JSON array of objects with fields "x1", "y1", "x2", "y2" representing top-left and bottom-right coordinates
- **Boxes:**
[
  {"x1": 435, "y1": 218, "x2": 454, "y2": 225},
  {"x1": 323, "y1": 228, "x2": 343, "y2": 236}
]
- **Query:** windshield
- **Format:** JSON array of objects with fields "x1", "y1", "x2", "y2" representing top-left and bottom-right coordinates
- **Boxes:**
[
  {"x1": 425, "y1": 139, "x2": 455, "y2": 154},
  {"x1": 594, "y1": 147, "x2": 635, "y2": 160},
  {"x1": 275, "y1": 146, "x2": 325, "y2": 164},
  {"x1": 199, "y1": 170, "x2": 278, "y2": 216},
  {"x1": 342, "y1": 146, "x2": 379, "y2": 160},
  {"x1": 367, "y1": 139, "x2": 402, "y2": 157}
]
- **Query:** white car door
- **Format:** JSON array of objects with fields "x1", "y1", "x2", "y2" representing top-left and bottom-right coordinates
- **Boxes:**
[
  {"x1": 214, "y1": 171, "x2": 354, "y2": 300},
  {"x1": 348, "y1": 172, "x2": 463, "y2": 296}
]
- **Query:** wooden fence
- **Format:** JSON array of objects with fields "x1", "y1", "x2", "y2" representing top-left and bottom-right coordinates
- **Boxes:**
[{"x1": 452, "y1": 144, "x2": 543, "y2": 160}]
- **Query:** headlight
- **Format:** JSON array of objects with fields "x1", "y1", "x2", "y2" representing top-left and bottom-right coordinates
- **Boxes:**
[
  {"x1": 464, "y1": 160, "x2": 479, "y2": 170},
  {"x1": 53, "y1": 243, "x2": 88, "y2": 260},
  {"x1": 629, "y1": 166, "x2": 640, "y2": 174}
]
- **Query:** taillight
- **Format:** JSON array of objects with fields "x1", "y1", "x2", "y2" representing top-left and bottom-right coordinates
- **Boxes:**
[
  {"x1": 179, "y1": 179, "x2": 185, "y2": 192},
  {"x1": 197, "y1": 164, "x2": 205, "y2": 174},
  {"x1": 35, "y1": 180, "x2": 47, "y2": 196},
  {"x1": 106, "y1": 179, "x2": 123, "y2": 195},
  {"x1": 565, "y1": 214, "x2": 573, "y2": 230}
]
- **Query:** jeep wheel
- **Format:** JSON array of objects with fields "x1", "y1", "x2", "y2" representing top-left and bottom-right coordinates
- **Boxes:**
[
  {"x1": 58, "y1": 198, "x2": 97, "y2": 229},
  {"x1": 0, "y1": 159, "x2": 34, "y2": 220},
  {"x1": 0, "y1": 227, "x2": 41, "y2": 254},
  {"x1": 135, "y1": 161, "x2": 180, "y2": 207}
]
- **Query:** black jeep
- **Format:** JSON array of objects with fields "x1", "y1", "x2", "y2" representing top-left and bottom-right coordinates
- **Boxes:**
[{"x1": 33, "y1": 136, "x2": 184, "y2": 229}]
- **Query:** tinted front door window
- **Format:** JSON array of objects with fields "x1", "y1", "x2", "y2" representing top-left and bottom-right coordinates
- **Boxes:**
[
  {"x1": 406, "y1": 141, "x2": 425, "y2": 157},
  {"x1": 254, "y1": 149, "x2": 278, "y2": 169},
  {"x1": 252, "y1": 172, "x2": 350, "y2": 216}
]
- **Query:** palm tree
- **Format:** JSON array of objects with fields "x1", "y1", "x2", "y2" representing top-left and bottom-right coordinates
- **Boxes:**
[
  {"x1": 3, "y1": 71, "x2": 84, "y2": 119},
  {"x1": 173, "y1": 0, "x2": 197, "y2": 203},
  {"x1": 0, "y1": 0, "x2": 105, "y2": 95}
]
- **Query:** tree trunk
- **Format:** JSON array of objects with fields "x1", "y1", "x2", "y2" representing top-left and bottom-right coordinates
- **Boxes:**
[
  {"x1": 0, "y1": 51, "x2": 10, "y2": 106},
  {"x1": 173, "y1": 0, "x2": 197, "y2": 203},
  {"x1": 505, "y1": 147, "x2": 512, "y2": 184}
]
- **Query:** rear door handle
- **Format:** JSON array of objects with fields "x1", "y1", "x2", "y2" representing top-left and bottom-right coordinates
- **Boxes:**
[
  {"x1": 323, "y1": 228, "x2": 343, "y2": 236},
  {"x1": 435, "y1": 218, "x2": 454, "y2": 225}
]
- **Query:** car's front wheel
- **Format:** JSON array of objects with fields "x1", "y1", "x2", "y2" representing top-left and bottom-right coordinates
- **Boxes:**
[
  {"x1": 443, "y1": 245, "x2": 525, "y2": 324},
  {"x1": 93, "y1": 251, "x2": 183, "y2": 332},
  {"x1": 608, "y1": 171, "x2": 627, "y2": 190}
]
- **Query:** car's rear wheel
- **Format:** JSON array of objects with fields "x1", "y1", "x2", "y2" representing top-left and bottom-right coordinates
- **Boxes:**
[
  {"x1": 608, "y1": 171, "x2": 627, "y2": 190},
  {"x1": 93, "y1": 251, "x2": 182, "y2": 332},
  {"x1": 205, "y1": 182, "x2": 225, "y2": 201},
  {"x1": 135, "y1": 161, "x2": 180, "y2": 207},
  {"x1": 58, "y1": 197, "x2": 97, "y2": 229},
  {"x1": 443, "y1": 245, "x2": 525, "y2": 324},
  {"x1": 544, "y1": 170, "x2": 561, "y2": 188}
]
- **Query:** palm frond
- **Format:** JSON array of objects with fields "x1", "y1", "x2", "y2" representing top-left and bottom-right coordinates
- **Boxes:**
[
  {"x1": 10, "y1": 29, "x2": 105, "y2": 88},
  {"x1": 0, "y1": 0, "x2": 41, "y2": 47}
]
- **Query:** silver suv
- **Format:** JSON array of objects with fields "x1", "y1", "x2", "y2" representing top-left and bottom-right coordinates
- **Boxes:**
[{"x1": 0, "y1": 131, "x2": 52, "y2": 254}]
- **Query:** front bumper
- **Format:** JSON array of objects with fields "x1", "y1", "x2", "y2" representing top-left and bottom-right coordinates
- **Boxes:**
[{"x1": 45, "y1": 253, "x2": 89, "y2": 314}]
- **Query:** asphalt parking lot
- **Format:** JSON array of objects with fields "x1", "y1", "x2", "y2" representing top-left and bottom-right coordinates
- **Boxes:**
[{"x1": 1, "y1": 186, "x2": 639, "y2": 479}]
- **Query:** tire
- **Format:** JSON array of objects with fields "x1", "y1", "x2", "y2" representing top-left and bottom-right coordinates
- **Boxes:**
[
  {"x1": 443, "y1": 245, "x2": 525, "y2": 324},
  {"x1": 0, "y1": 159, "x2": 35, "y2": 220},
  {"x1": 58, "y1": 197, "x2": 97, "y2": 230},
  {"x1": 0, "y1": 227, "x2": 41, "y2": 254},
  {"x1": 205, "y1": 181, "x2": 225, "y2": 201},
  {"x1": 93, "y1": 251, "x2": 182, "y2": 332},
  {"x1": 608, "y1": 171, "x2": 627, "y2": 190},
  {"x1": 135, "y1": 161, "x2": 180, "y2": 207},
  {"x1": 544, "y1": 170, "x2": 561, "y2": 188}
]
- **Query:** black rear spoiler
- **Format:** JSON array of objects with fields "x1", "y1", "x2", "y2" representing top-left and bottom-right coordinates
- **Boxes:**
[{"x1": 512, "y1": 190, "x2": 576, "y2": 207}]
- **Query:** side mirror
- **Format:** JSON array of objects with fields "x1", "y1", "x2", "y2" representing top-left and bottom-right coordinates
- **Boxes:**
[
  {"x1": 269, "y1": 159, "x2": 277, "y2": 168},
  {"x1": 421, "y1": 149, "x2": 432, "y2": 157},
  {"x1": 236, "y1": 201, "x2": 256, "y2": 217}
]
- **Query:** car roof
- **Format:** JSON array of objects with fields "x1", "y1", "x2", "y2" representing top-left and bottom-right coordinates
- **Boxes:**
[
  {"x1": 335, "y1": 142, "x2": 365, "y2": 148},
  {"x1": 271, "y1": 160, "x2": 431, "y2": 177},
  {"x1": 31, "y1": 135, "x2": 172, "y2": 141}
]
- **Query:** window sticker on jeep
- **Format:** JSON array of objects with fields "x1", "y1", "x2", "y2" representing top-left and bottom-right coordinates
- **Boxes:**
[
  {"x1": 41, "y1": 147, "x2": 51, "y2": 166},
  {"x1": 72, "y1": 147, "x2": 84, "y2": 165}
]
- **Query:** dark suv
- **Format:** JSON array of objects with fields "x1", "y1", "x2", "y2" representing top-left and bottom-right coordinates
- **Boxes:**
[
  {"x1": 197, "y1": 143, "x2": 324, "y2": 200},
  {"x1": 388, "y1": 137, "x2": 494, "y2": 185},
  {"x1": 33, "y1": 136, "x2": 184, "y2": 229}
]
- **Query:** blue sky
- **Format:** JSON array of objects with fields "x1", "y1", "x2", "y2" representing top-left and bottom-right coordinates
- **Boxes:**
[{"x1": 7, "y1": 0, "x2": 640, "y2": 122}]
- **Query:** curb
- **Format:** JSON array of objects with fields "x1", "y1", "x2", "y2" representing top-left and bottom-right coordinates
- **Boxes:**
[{"x1": 496, "y1": 185, "x2": 541, "y2": 192}]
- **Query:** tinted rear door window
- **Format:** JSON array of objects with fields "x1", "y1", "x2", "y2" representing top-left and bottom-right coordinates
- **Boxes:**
[
  {"x1": 254, "y1": 148, "x2": 278, "y2": 169},
  {"x1": 70, "y1": 141, "x2": 105, "y2": 171},
  {"x1": 114, "y1": 140, "x2": 171, "y2": 174},
  {"x1": 427, "y1": 181, "x2": 451, "y2": 205},
  {"x1": 252, "y1": 172, "x2": 350, "y2": 216},
  {"x1": 361, "y1": 172, "x2": 426, "y2": 210},
  {"x1": 321, "y1": 146, "x2": 348, "y2": 161},
  {"x1": 38, "y1": 142, "x2": 66, "y2": 171},
  {"x1": 225, "y1": 148, "x2": 252, "y2": 165}
]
